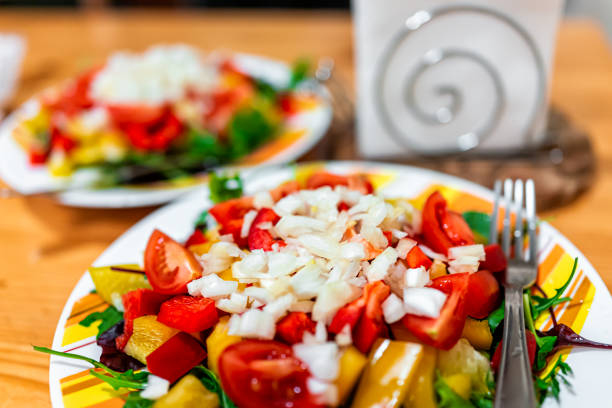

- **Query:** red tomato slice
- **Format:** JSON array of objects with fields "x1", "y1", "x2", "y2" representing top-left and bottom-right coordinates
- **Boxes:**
[
  {"x1": 466, "y1": 270, "x2": 500, "y2": 319},
  {"x1": 401, "y1": 273, "x2": 470, "y2": 350},
  {"x1": 276, "y1": 312, "x2": 316, "y2": 344},
  {"x1": 146, "y1": 332, "x2": 207, "y2": 383},
  {"x1": 480, "y1": 244, "x2": 508, "y2": 273},
  {"x1": 406, "y1": 246, "x2": 433, "y2": 270},
  {"x1": 144, "y1": 229, "x2": 203, "y2": 295},
  {"x1": 491, "y1": 330, "x2": 536, "y2": 372},
  {"x1": 209, "y1": 196, "x2": 254, "y2": 226},
  {"x1": 353, "y1": 281, "x2": 391, "y2": 353},
  {"x1": 43, "y1": 67, "x2": 98, "y2": 116},
  {"x1": 115, "y1": 289, "x2": 171, "y2": 350},
  {"x1": 184, "y1": 229, "x2": 207, "y2": 248},
  {"x1": 157, "y1": 295, "x2": 218, "y2": 333},
  {"x1": 219, "y1": 340, "x2": 322, "y2": 408},
  {"x1": 248, "y1": 208, "x2": 285, "y2": 251},
  {"x1": 107, "y1": 104, "x2": 167, "y2": 126},
  {"x1": 328, "y1": 291, "x2": 367, "y2": 334},
  {"x1": 305, "y1": 171, "x2": 373, "y2": 194},
  {"x1": 122, "y1": 111, "x2": 183, "y2": 151},
  {"x1": 421, "y1": 191, "x2": 475, "y2": 255}
]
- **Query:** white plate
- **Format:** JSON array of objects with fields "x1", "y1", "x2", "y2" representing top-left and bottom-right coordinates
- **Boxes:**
[
  {"x1": 0, "y1": 53, "x2": 332, "y2": 208},
  {"x1": 47, "y1": 161, "x2": 612, "y2": 407}
]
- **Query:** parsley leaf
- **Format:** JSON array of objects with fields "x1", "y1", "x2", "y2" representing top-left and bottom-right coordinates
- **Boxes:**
[
  {"x1": 462, "y1": 211, "x2": 491, "y2": 244},
  {"x1": 531, "y1": 258, "x2": 578, "y2": 319},
  {"x1": 123, "y1": 391, "x2": 155, "y2": 408},
  {"x1": 488, "y1": 301, "x2": 505, "y2": 333},
  {"x1": 289, "y1": 58, "x2": 311, "y2": 89},
  {"x1": 191, "y1": 365, "x2": 237, "y2": 408},
  {"x1": 228, "y1": 105, "x2": 277, "y2": 159},
  {"x1": 534, "y1": 336, "x2": 557, "y2": 371},
  {"x1": 33, "y1": 346, "x2": 148, "y2": 390},
  {"x1": 79, "y1": 306, "x2": 123, "y2": 339},
  {"x1": 535, "y1": 356, "x2": 573, "y2": 403},
  {"x1": 209, "y1": 172, "x2": 243, "y2": 204}
]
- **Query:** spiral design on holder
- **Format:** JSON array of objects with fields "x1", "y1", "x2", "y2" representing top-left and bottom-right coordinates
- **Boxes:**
[{"x1": 374, "y1": 5, "x2": 546, "y2": 156}]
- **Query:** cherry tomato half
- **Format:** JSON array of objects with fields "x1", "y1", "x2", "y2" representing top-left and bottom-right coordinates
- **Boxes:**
[
  {"x1": 219, "y1": 340, "x2": 322, "y2": 408},
  {"x1": 144, "y1": 229, "x2": 203, "y2": 294},
  {"x1": 465, "y1": 270, "x2": 500, "y2": 319}
]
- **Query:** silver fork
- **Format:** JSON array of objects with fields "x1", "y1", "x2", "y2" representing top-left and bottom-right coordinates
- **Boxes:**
[{"x1": 490, "y1": 179, "x2": 538, "y2": 408}]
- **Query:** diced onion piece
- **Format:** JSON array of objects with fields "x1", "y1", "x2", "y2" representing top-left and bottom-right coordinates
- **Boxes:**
[
  {"x1": 312, "y1": 281, "x2": 361, "y2": 323},
  {"x1": 391, "y1": 229, "x2": 408, "y2": 240},
  {"x1": 275, "y1": 194, "x2": 306, "y2": 215},
  {"x1": 404, "y1": 266, "x2": 430, "y2": 288},
  {"x1": 306, "y1": 377, "x2": 339, "y2": 407},
  {"x1": 140, "y1": 375, "x2": 170, "y2": 400},
  {"x1": 267, "y1": 252, "x2": 299, "y2": 277},
  {"x1": 339, "y1": 242, "x2": 366, "y2": 260},
  {"x1": 382, "y1": 293, "x2": 406, "y2": 324},
  {"x1": 335, "y1": 324, "x2": 352, "y2": 347},
  {"x1": 418, "y1": 244, "x2": 448, "y2": 261},
  {"x1": 289, "y1": 300, "x2": 315, "y2": 313},
  {"x1": 297, "y1": 234, "x2": 341, "y2": 259},
  {"x1": 199, "y1": 241, "x2": 243, "y2": 274},
  {"x1": 216, "y1": 292, "x2": 248, "y2": 314},
  {"x1": 314, "y1": 321, "x2": 328, "y2": 343},
  {"x1": 448, "y1": 256, "x2": 480, "y2": 274},
  {"x1": 244, "y1": 286, "x2": 272, "y2": 305},
  {"x1": 448, "y1": 244, "x2": 485, "y2": 261},
  {"x1": 253, "y1": 191, "x2": 274, "y2": 209},
  {"x1": 396, "y1": 238, "x2": 417, "y2": 259},
  {"x1": 263, "y1": 293, "x2": 296, "y2": 321},
  {"x1": 293, "y1": 342, "x2": 340, "y2": 381},
  {"x1": 240, "y1": 210, "x2": 258, "y2": 238},
  {"x1": 232, "y1": 251, "x2": 267, "y2": 281},
  {"x1": 290, "y1": 263, "x2": 327, "y2": 300},
  {"x1": 227, "y1": 309, "x2": 275, "y2": 339},
  {"x1": 366, "y1": 247, "x2": 398, "y2": 282},
  {"x1": 403, "y1": 287, "x2": 447, "y2": 318},
  {"x1": 360, "y1": 223, "x2": 388, "y2": 249},
  {"x1": 276, "y1": 215, "x2": 328, "y2": 237},
  {"x1": 187, "y1": 274, "x2": 237, "y2": 299}
]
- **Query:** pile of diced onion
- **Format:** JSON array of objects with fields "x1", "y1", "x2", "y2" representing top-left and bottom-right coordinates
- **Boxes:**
[{"x1": 186, "y1": 184, "x2": 486, "y2": 405}]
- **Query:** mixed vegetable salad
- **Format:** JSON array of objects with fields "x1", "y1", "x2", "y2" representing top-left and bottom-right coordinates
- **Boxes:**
[
  {"x1": 37, "y1": 170, "x2": 612, "y2": 407},
  {"x1": 13, "y1": 45, "x2": 316, "y2": 186}
]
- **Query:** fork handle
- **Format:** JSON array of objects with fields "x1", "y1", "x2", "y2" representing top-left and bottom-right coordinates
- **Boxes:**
[{"x1": 494, "y1": 287, "x2": 537, "y2": 408}]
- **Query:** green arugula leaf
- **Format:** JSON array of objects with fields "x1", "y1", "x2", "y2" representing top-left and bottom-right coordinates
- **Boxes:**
[
  {"x1": 209, "y1": 172, "x2": 243, "y2": 204},
  {"x1": 434, "y1": 374, "x2": 475, "y2": 408},
  {"x1": 195, "y1": 210, "x2": 209, "y2": 231},
  {"x1": 191, "y1": 365, "x2": 237, "y2": 408},
  {"x1": 228, "y1": 106, "x2": 277, "y2": 159},
  {"x1": 534, "y1": 356, "x2": 573, "y2": 403},
  {"x1": 470, "y1": 392, "x2": 493, "y2": 408},
  {"x1": 534, "y1": 336, "x2": 557, "y2": 371},
  {"x1": 79, "y1": 306, "x2": 123, "y2": 339},
  {"x1": 123, "y1": 391, "x2": 155, "y2": 408},
  {"x1": 462, "y1": 211, "x2": 491, "y2": 244},
  {"x1": 33, "y1": 346, "x2": 148, "y2": 390},
  {"x1": 488, "y1": 301, "x2": 505, "y2": 333},
  {"x1": 288, "y1": 58, "x2": 311, "y2": 89},
  {"x1": 531, "y1": 258, "x2": 578, "y2": 319}
]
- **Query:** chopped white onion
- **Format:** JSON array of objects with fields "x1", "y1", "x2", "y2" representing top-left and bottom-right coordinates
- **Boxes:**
[
  {"x1": 306, "y1": 377, "x2": 339, "y2": 406},
  {"x1": 253, "y1": 191, "x2": 274, "y2": 209},
  {"x1": 187, "y1": 274, "x2": 237, "y2": 299},
  {"x1": 404, "y1": 266, "x2": 430, "y2": 288},
  {"x1": 312, "y1": 281, "x2": 361, "y2": 323},
  {"x1": 335, "y1": 324, "x2": 352, "y2": 347},
  {"x1": 240, "y1": 210, "x2": 258, "y2": 238},
  {"x1": 448, "y1": 244, "x2": 485, "y2": 261},
  {"x1": 216, "y1": 292, "x2": 248, "y2": 314},
  {"x1": 267, "y1": 251, "x2": 299, "y2": 277},
  {"x1": 232, "y1": 251, "x2": 268, "y2": 281},
  {"x1": 289, "y1": 300, "x2": 315, "y2": 313},
  {"x1": 418, "y1": 244, "x2": 448, "y2": 261},
  {"x1": 140, "y1": 375, "x2": 170, "y2": 400},
  {"x1": 366, "y1": 247, "x2": 398, "y2": 282},
  {"x1": 293, "y1": 342, "x2": 340, "y2": 381},
  {"x1": 403, "y1": 287, "x2": 447, "y2": 318},
  {"x1": 391, "y1": 229, "x2": 408, "y2": 240},
  {"x1": 359, "y1": 223, "x2": 388, "y2": 249},
  {"x1": 275, "y1": 215, "x2": 328, "y2": 237},
  {"x1": 315, "y1": 320, "x2": 328, "y2": 343},
  {"x1": 297, "y1": 234, "x2": 341, "y2": 259},
  {"x1": 274, "y1": 193, "x2": 306, "y2": 215},
  {"x1": 396, "y1": 238, "x2": 418, "y2": 259},
  {"x1": 339, "y1": 241, "x2": 366, "y2": 260},
  {"x1": 244, "y1": 286, "x2": 272, "y2": 305},
  {"x1": 382, "y1": 293, "x2": 406, "y2": 324},
  {"x1": 227, "y1": 309, "x2": 275, "y2": 339},
  {"x1": 199, "y1": 241, "x2": 243, "y2": 274},
  {"x1": 448, "y1": 256, "x2": 480, "y2": 274},
  {"x1": 263, "y1": 293, "x2": 296, "y2": 321},
  {"x1": 290, "y1": 263, "x2": 327, "y2": 299}
]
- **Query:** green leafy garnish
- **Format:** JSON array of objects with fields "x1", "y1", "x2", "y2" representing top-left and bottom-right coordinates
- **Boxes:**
[
  {"x1": 33, "y1": 346, "x2": 148, "y2": 390},
  {"x1": 288, "y1": 58, "x2": 311, "y2": 89},
  {"x1": 434, "y1": 374, "x2": 474, "y2": 408},
  {"x1": 209, "y1": 172, "x2": 243, "y2": 204},
  {"x1": 534, "y1": 336, "x2": 557, "y2": 371},
  {"x1": 530, "y1": 258, "x2": 577, "y2": 319},
  {"x1": 79, "y1": 306, "x2": 123, "y2": 339},
  {"x1": 534, "y1": 355, "x2": 573, "y2": 403},
  {"x1": 462, "y1": 211, "x2": 491, "y2": 244},
  {"x1": 191, "y1": 365, "x2": 237, "y2": 408},
  {"x1": 123, "y1": 391, "x2": 155, "y2": 408},
  {"x1": 228, "y1": 106, "x2": 277, "y2": 159},
  {"x1": 195, "y1": 210, "x2": 209, "y2": 231},
  {"x1": 488, "y1": 301, "x2": 505, "y2": 333}
]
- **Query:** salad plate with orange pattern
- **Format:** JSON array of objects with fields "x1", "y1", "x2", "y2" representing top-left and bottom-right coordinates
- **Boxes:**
[
  {"x1": 0, "y1": 45, "x2": 331, "y2": 207},
  {"x1": 37, "y1": 162, "x2": 612, "y2": 407}
]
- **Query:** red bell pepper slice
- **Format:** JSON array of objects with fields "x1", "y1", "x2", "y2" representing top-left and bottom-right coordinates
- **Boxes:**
[
  {"x1": 50, "y1": 128, "x2": 77, "y2": 153},
  {"x1": 115, "y1": 289, "x2": 171, "y2": 350},
  {"x1": 328, "y1": 281, "x2": 390, "y2": 353},
  {"x1": 276, "y1": 312, "x2": 317, "y2": 344},
  {"x1": 184, "y1": 229, "x2": 207, "y2": 248},
  {"x1": 146, "y1": 332, "x2": 207, "y2": 383},
  {"x1": 421, "y1": 191, "x2": 475, "y2": 255},
  {"x1": 480, "y1": 244, "x2": 508, "y2": 273},
  {"x1": 209, "y1": 196, "x2": 254, "y2": 247},
  {"x1": 248, "y1": 208, "x2": 285, "y2": 251},
  {"x1": 157, "y1": 295, "x2": 218, "y2": 333},
  {"x1": 491, "y1": 330, "x2": 536, "y2": 372},
  {"x1": 305, "y1": 171, "x2": 374, "y2": 194},
  {"x1": 28, "y1": 148, "x2": 49, "y2": 165},
  {"x1": 401, "y1": 272, "x2": 470, "y2": 350},
  {"x1": 465, "y1": 270, "x2": 500, "y2": 319},
  {"x1": 270, "y1": 180, "x2": 300, "y2": 202},
  {"x1": 123, "y1": 111, "x2": 183, "y2": 151},
  {"x1": 406, "y1": 246, "x2": 433, "y2": 270},
  {"x1": 43, "y1": 67, "x2": 98, "y2": 116}
]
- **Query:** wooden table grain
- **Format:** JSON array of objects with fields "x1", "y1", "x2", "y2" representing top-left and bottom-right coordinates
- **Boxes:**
[{"x1": 0, "y1": 10, "x2": 611, "y2": 407}]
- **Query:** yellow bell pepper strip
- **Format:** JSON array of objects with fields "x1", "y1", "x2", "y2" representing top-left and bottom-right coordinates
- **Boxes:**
[
  {"x1": 350, "y1": 339, "x2": 424, "y2": 408},
  {"x1": 153, "y1": 374, "x2": 220, "y2": 408},
  {"x1": 461, "y1": 317, "x2": 493, "y2": 351},
  {"x1": 206, "y1": 316, "x2": 242, "y2": 375},
  {"x1": 335, "y1": 346, "x2": 368, "y2": 404},
  {"x1": 403, "y1": 344, "x2": 438, "y2": 408}
]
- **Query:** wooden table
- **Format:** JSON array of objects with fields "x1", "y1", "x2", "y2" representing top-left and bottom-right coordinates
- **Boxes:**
[{"x1": 0, "y1": 10, "x2": 611, "y2": 407}]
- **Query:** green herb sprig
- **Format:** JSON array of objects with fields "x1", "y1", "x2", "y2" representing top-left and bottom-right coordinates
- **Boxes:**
[{"x1": 79, "y1": 306, "x2": 123, "y2": 339}]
